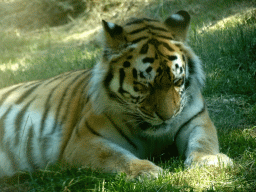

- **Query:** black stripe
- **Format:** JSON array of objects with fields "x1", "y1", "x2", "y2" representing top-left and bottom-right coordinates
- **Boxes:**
[
  {"x1": 26, "y1": 125, "x2": 38, "y2": 170},
  {"x1": 168, "y1": 55, "x2": 178, "y2": 61},
  {"x1": 146, "y1": 67, "x2": 153, "y2": 73},
  {"x1": 118, "y1": 68, "x2": 129, "y2": 95},
  {"x1": 185, "y1": 77, "x2": 191, "y2": 89},
  {"x1": 39, "y1": 84, "x2": 59, "y2": 135},
  {"x1": 104, "y1": 69, "x2": 124, "y2": 102},
  {"x1": 150, "y1": 32, "x2": 173, "y2": 40},
  {"x1": 182, "y1": 54, "x2": 186, "y2": 61},
  {"x1": 148, "y1": 38, "x2": 160, "y2": 47},
  {"x1": 132, "y1": 68, "x2": 138, "y2": 79},
  {"x1": 173, "y1": 103, "x2": 206, "y2": 141},
  {"x1": 0, "y1": 106, "x2": 12, "y2": 144},
  {"x1": 81, "y1": 71, "x2": 92, "y2": 92},
  {"x1": 4, "y1": 140, "x2": 18, "y2": 172},
  {"x1": 162, "y1": 42, "x2": 174, "y2": 52},
  {"x1": 128, "y1": 27, "x2": 148, "y2": 35},
  {"x1": 183, "y1": 56, "x2": 188, "y2": 88},
  {"x1": 126, "y1": 20, "x2": 143, "y2": 25},
  {"x1": 39, "y1": 81, "x2": 60, "y2": 162},
  {"x1": 125, "y1": 18, "x2": 158, "y2": 26},
  {"x1": 140, "y1": 43, "x2": 149, "y2": 54},
  {"x1": 188, "y1": 57, "x2": 196, "y2": 75},
  {"x1": 15, "y1": 84, "x2": 40, "y2": 104},
  {"x1": 40, "y1": 134, "x2": 49, "y2": 167},
  {"x1": 131, "y1": 37, "x2": 148, "y2": 44},
  {"x1": 0, "y1": 107, "x2": 18, "y2": 171},
  {"x1": 105, "y1": 114, "x2": 137, "y2": 150},
  {"x1": 23, "y1": 81, "x2": 41, "y2": 89},
  {"x1": 108, "y1": 91, "x2": 125, "y2": 104},
  {"x1": 52, "y1": 71, "x2": 89, "y2": 134},
  {"x1": 128, "y1": 47, "x2": 136, "y2": 53},
  {"x1": 85, "y1": 121, "x2": 101, "y2": 137},
  {"x1": 155, "y1": 52, "x2": 159, "y2": 60},
  {"x1": 60, "y1": 76, "x2": 89, "y2": 124},
  {"x1": 156, "y1": 35, "x2": 173, "y2": 40},
  {"x1": 51, "y1": 71, "x2": 88, "y2": 133},
  {"x1": 44, "y1": 71, "x2": 73, "y2": 86},
  {"x1": 185, "y1": 57, "x2": 196, "y2": 88},
  {"x1": 123, "y1": 61, "x2": 131, "y2": 68},
  {"x1": 0, "y1": 105, "x2": 12, "y2": 120},
  {"x1": 0, "y1": 85, "x2": 22, "y2": 106},
  {"x1": 119, "y1": 68, "x2": 125, "y2": 88},
  {"x1": 146, "y1": 25, "x2": 168, "y2": 32},
  {"x1": 45, "y1": 76, "x2": 63, "y2": 86},
  {"x1": 14, "y1": 98, "x2": 36, "y2": 146},
  {"x1": 142, "y1": 57, "x2": 155, "y2": 64},
  {"x1": 40, "y1": 74, "x2": 89, "y2": 163},
  {"x1": 118, "y1": 69, "x2": 125, "y2": 94},
  {"x1": 104, "y1": 70, "x2": 113, "y2": 90}
]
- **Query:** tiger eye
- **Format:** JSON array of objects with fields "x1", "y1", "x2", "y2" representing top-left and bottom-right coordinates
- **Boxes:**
[
  {"x1": 127, "y1": 55, "x2": 133, "y2": 60},
  {"x1": 134, "y1": 87, "x2": 139, "y2": 92}
]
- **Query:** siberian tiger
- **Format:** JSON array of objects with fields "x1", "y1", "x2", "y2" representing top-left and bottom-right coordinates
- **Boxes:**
[{"x1": 0, "y1": 10, "x2": 233, "y2": 179}]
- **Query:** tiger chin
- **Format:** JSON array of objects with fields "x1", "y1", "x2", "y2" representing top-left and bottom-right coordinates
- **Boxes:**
[{"x1": 0, "y1": 10, "x2": 232, "y2": 179}]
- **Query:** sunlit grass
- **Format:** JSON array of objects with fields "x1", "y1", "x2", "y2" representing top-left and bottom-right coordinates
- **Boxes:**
[
  {"x1": 0, "y1": 33, "x2": 100, "y2": 88},
  {"x1": 192, "y1": 20, "x2": 256, "y2": 97}
]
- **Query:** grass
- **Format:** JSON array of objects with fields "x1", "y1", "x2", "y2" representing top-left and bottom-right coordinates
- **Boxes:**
[
  {"x1": 0, "y1": 30, "x2": 100, "y2": 88},
  {"x1": 0, "y1": 0, "x2": 256, "y2": 191}
]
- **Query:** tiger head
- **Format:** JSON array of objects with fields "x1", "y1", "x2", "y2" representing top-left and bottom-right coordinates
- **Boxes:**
[{"x1": 90, "y1": 11, "x2": 204, "y2": 127}]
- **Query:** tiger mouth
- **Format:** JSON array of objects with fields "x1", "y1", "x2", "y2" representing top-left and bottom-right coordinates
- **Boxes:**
[
  {"x1": 140, "y1": 121, "x2": 167, "y2": 131},
  {"x1": 139, "y1": 104, "x2": 185, "y2": 131}
]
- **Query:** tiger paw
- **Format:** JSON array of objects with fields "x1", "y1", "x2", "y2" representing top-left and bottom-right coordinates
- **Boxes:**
[
  {"x1": 126, "y1": 159, "x2": 163, "y2": 179},
  {"x1": 185, "y1": 153, "x2": 233, "y2": 168}
]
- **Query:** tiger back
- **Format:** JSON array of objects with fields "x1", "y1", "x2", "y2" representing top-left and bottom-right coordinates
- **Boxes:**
[{"x1": 0, "y1": 10, "x2": 232, "y2": 179}]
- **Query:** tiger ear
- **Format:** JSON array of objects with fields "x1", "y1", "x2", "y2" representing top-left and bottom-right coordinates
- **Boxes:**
[
  {"x1": 102, "y1": 20, "x2": 126, "y2": 50},
  {"x1": 164, "y1": 10, "x2": 190, "y2": 42}
]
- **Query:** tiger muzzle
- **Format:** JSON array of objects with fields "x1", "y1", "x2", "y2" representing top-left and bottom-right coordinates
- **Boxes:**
[{"x1": 142, "y1": 86, "x2": 181, "y2": 121}]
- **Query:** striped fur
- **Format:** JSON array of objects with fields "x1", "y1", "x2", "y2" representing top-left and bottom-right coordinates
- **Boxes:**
[{"x1": 0, "y1": 11, "x2": 232, "y2": 179}]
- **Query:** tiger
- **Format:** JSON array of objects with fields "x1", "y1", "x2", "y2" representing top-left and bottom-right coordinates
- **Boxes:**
[{"x1": 0, "y1": 10, "x2": 233, "y2": 179}]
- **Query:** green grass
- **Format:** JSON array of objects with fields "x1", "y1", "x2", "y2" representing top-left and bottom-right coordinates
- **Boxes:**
[
  {"x1": 0, "y1": 1, "x2": 256, "y2": 191},
  {"x1": 191, "y1": 17, "x2": 256, "y2": 97},
  {"x1": 189, "y1": 8, "x2": 256, "y2": 130},
  {"x1": 0, "y1": 32, "x2": 99, "y2": 88}
]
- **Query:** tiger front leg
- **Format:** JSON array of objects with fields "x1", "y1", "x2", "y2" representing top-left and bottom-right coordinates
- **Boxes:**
[
  {"x1": 183, "y1": 126, "x2": 233, "y2": 168},
  {"x1": 176, "y1": 111, "x2": 233, "y2": 168},
  {"x1": 62, "y1": 134, "x2": 163, "y2": 179}
]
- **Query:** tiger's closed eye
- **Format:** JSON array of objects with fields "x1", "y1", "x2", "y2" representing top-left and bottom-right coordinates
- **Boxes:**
[{"x1": 133, "y1": 81, "x2": 150, "y2": 93}]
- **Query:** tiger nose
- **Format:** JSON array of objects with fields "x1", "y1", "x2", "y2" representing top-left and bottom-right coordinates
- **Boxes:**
[{"x1": 155, "y1": 111, "x2": 172, "y2": 121}]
